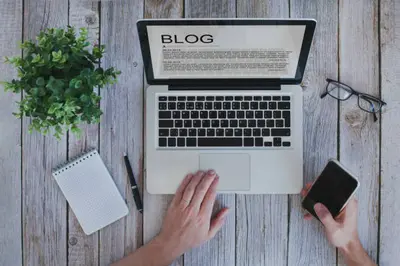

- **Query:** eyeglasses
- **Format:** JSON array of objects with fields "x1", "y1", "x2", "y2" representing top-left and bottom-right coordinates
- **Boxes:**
[{"x1": 321, "y1": 78, "x2": 387, "y2": 122}]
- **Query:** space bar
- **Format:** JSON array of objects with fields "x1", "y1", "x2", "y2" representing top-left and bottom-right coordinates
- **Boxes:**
[{"x1": 198, "y1": 138, "x2": 242, "y2": 147}]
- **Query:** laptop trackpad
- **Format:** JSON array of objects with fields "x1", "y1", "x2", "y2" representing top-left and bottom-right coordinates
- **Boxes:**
[{"x1": 199, "y1": 154, "x2": 250, "y2": 191}]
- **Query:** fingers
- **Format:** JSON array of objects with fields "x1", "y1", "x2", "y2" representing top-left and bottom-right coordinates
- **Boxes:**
[
  {"x1": 301, "y1": 183, "x2": 313, "y2": 197},
  {"x1": 303, "y1": 213, "x2": 313, "y2": 220},
  {"x1": 200, "y1": 175, "x2": 219, "y2": 216},
  {"x1": 171, "y1": 173, "x2": 193, "y2": 206},
  {"x1": 191, "y1": 170, "x2": 218, "y2": 210},
  {"x1": 181, "y1": 171, "x2": 205, "y2": 207},
  {"x1": 208, "y1": 208, "x2": 229, "y2": 239},
  {"x1": 314, "y1": 203, "x2": 338, "y2": 229}
]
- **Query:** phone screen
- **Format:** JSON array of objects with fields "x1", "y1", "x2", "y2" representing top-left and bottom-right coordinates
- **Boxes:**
[{"x1": 302, "y1": 161, "x2": 359, "y2": 219}]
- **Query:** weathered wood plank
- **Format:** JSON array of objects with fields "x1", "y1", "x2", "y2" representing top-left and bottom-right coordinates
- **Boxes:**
[
  {"x1": 0, "y1": 0, "x2": 22, "y2": 266},
  {"x1": 338, "y1": 0, "x2": 380, "y2": 264},
  {"x1": 235, "y1": 1, "x2": 289, "y2": 265},
  {"x1": 379, "y1": 0, "x2": 400, "y2": 265},
  {"x1": 183, "y1": 1, "x2": 236, "y2": 265},
  {"x1": 67, "y1": 1, "x2": 100, "y2": 265},
  {"x1": 143, "y1": 1, "x2": 184, "y2": 266},
  {"x1": 22, "y1": 0, "x2": 69, "y2": 265},
  {"x1": 288, "y1": 1, "x2": 339, "y2": 266},
  {"x1": 99, "y1": 0, "x2": 144, "y2": 265}
]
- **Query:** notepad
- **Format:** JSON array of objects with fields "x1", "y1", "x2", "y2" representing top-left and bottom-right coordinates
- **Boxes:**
[{"x1": 53, "y1": 150, "x2": 129, "y2": 235}]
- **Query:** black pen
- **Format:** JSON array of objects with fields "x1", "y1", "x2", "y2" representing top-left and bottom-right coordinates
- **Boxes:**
[{"x1": 123, "y1": 153, "x2": 143, "y2": 213}]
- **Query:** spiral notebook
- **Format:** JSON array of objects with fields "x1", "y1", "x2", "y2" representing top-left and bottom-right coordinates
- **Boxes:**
[{"x1": 53, "y1": 150, "x2": 129, "y2": 235}]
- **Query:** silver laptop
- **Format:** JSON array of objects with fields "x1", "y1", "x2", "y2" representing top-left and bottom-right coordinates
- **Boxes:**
[{"x1": 137, "y1": 19, "x2": 316, "y2": 194}]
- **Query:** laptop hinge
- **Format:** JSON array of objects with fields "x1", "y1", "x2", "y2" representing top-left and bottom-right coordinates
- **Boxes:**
[{"x1": 168, "y1": 85, "x2": 281, "y2": 91}]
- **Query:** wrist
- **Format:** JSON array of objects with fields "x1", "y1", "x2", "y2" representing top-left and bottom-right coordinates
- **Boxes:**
[
  {"x1": 150, "y1": 235, "x2": 182, "y2": 263},
  {"x1": 339, "y1": 238, "x2": 363, "y2": 256},
  {"x1": 339, "y1": 239, "x2": 375, "y2": 266}
]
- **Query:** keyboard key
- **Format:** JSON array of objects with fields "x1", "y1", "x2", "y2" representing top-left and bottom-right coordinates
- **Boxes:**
[
  {"x1": 159, "y1": 129, "x2": 169, "y2": 136},
  {"x1": 232, "y1": 102, "x2": 241, "y2": 109},
  {"x1": 283, "y1": 141, "x2": 291, "y2": 147},
  {"x1": 246, "y1": 111, "x2": 254, "y2": 118},
  {"x1": 266, "y1": 119, "x2": 274, "y2": 127},
  {"x1": 244, "y1": 129, "x2": 252, "y2": 136},
  {"x1": 257, "y1": 120, "x2": 265, "y2": 127},
  {"x1": 273, "y1": 137, "x2": 282, "y2": 146},
  {"x1": 177, "y1": 138, "x2": 185, "y2": 147},
  {"x1": 159, "y1": 111, "x2": 171, "y2": 119},
  {"x1": 174, "y1": 120, "x2": 183, "y2": 128},
  {"x1": 187, "y1": 138, "x2": 196, "y2": 147},
  {"x1": 235, "y1": 96, "x2": 243, "y2": 101},
  {"x1": 168, "y1": 102, "x2": 176, "y2": 110},
  {"x1": 159, "y1": 138, "x2": 167, "y2": 147},
  {"x1": 198, "y1": 138, "x2": 242, "y2": 147},
  {"x1": 159, "y1": 120, "x2": 173, "y2": 128},
  {"x1": 269, "y1": 102, "x2": 277, "y2": 109},
  {"x1": 237, "y1": 111, "x2": 245, "y2": 118},
  {"x1": 255, "y1": 111, "x2": 263, "y2": 118},
  {"x1": 282, "y1": 96, "x2": 291, "y2": 101},
  {"x1": 184, "y1": 120, "x2": 192, "y2": 128},
  {"x1": 202, "y1": 120, "x2": 211, "y2": 127},
  {"x1": 211, "y1": 120, "x2": 220, "y2": 128},
  {"x1": 276, "y1": 120, "x2": 284, "y2": 128},
  {"x1": 209, "y1": 111, "x2": 217, "y2": 118},
  {"x1": 234, "y1": 129, "x2": 243, "y2": 136},
  {"x1": 168, "y1": 96, "x2": 176, "y2": 101},
  {"x1": 186, "y1": 102, "x2": 194, "y2": 110},
  {"x1": 254, "y1": 96, "x2": 262, "y2": 101},
  {"x1": 278, "y1": 102, "x2": 291, "y2": 110},
  {"x1": 239, "y1": 120, "x2": 247, "y2": 127},
  {"x1": 195, "y1": 102, "x2": 203, "y2": 110},
  {"x1": 177, "y1": 102, "x2": 185, "y2": 110},
  {"x1": 179, "y1": 129, "x2": 187, "y2": 136},
  {"x1": 191, "y1": 111, "x2": 199, "y2": 119},
  {"x1": 173, "y1": 111, "x2": 180, "y2": 119},
  {"x1": 206, "y1": 96, "x2": 214, "y2": 101},
  {"x1": 170, "y1": 129, "x2": 178, "y2": 136},
  {"x1": 248, "y1": 120, "x2": 256, "y2": 128},
  {"x1": 273, "y1": 111, "x2": 281, "y2": 118},
  {"x1": 271, "y1": 129, "x2": 291, "y2": 136},
  {"x1": 264, "y1": 111, "x2": 272, "y2": 118},
  {"x1": 193, "y1": 120, "x2": 201, "y2": 128},
  {"x1": 214, "y1": 102, "x2": 222, "y2": 110},
  {"x1": 244, "y1": 138, "x2": 254, "y2": 147},
  {"x1": 187, "y1": 96, "x2": 195, "y2": 101},
  {"x1": 178, "y1": 96, "x2": 186, "y2": 101},
  {"x1": 250, "y1": 102, "x2": 258, "y2": 109},
  {"x1": 263, "y1": 96, "x2": 272, "y2": 101},
  {"x1": 221, "y1": 120, "x2": 229, "y2": 127},
  {"x1": 264, "y1": 141, "x2": 273, "y2": 147},
  {"x1": 182, "y1": 111, "x2": 189, "y2": 119},
  {"x1": 230, "y1": 120, "x2": 238, "y2": 127},
  {"x1": 255, "y1": 138, "x2": 263, "y2": 146},
  {"x1": 225, "y1": 129, "x2": 234, "y2": 136},
  {"x1": 244, "y1": 96, "x2": 252, "y2": 101},
  {"x1": 223, "y1": 102, "x2": 231, "y2": 110},
  {"x1": 253, "y1": 129, "x2": 261, "y2": 136},
  {"x1": 218, "y1": 111, "x2": 226, "y2": 118},
  {"x1": 216, "y1": 96, "x2": 224, "y2": 101},
  {"x1": 159, "y1": 102, "x2": 167, "y2": 110},
  {"x1": 207, "y1": 129, "x2": 215, "y2": 136},
  {"x1": 197, "y1": 96, "x2": 205, "y2": 101},
  {"x1": 228, "y1": 111, "x2": 235, "y2": 118},
  {"x1": 200, "y1": 111, "x2": 208, "y2": 119},
  {"x1": 262, "y1": 128, "x2": 270, "y2": 136},
  {"x1": 272, "y1": 96, "x2": 281, "y2": 101},
  {"x1": 159, "y1": 96, "x2": 167, "y2": 101},
  {"x1": 168, "y1": 138, "x2": 176, "y2": 147},
  {"x1": 241, "y1": 102, "x2": 250, "y2": 109},
  {"x1": 216, "y1": 129, "x2": 224, "y2": 136},
  {"x1": 260, "y1": 102, "x2": 268, "y2": 109},
  {"x1": 198, "y1": 129, "x2": 206, "y2": 136},
  {"x1": 282, "y1": 111, "x2": 290, "y2": 119},
  {"x1": 225, "y1": 96, "x2": 233, "y2": 101},
  {"x1": 205, "y1": 102, "x2": 213, "y2": 110}
]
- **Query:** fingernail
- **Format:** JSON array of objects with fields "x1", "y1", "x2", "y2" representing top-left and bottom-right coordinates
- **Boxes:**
[
  {"x1": 208, "y1": 170, "x2": 216, "y2": 176},
  {"x1": 314, "y1": 203, "x2": 326, "y2": 214},
  {"x1": 197, "y1": 170, "x2": 204, "y2": 175}
]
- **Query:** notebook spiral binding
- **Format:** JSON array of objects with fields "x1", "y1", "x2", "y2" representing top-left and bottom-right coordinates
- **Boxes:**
[{"x1": 53, "y1": 149, "x2": 98, "y2": 176}]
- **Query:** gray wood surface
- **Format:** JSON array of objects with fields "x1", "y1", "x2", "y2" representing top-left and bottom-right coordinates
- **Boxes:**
[
  {"x1": 0, "y1": 1, "x2": 22, "y2": 266},
  {"x1": 235, "y1": 1, "x2": 289, "y2": 266},
  {"x1": 288, "y1": 1, "x2": 339, "y2": 266},
  {"x1": 338, "y1": 0, "x2": 380, "y2": 264},
  {"x1": 22, "y1": 0, "x2": 69, "y2": 266},
  {"x1": 99, "y1": 0, "x2": 144, "y2": 265},
  {"x1": 379, "y1": 0, "x2": 400, "y2": 265},
  {"x1": 68, "y1": 1, "x2": 100, "y2": 265}
]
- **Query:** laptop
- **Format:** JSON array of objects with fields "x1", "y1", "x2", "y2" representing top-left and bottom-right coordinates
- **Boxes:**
[{"x1": 137, "y1": 19, "x2": 316, "y2": 194}]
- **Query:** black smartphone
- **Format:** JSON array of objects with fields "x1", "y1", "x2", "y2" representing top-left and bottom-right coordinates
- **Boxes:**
[{"x1": 302, "y1": 159, "x2": 359, "y2": 220}]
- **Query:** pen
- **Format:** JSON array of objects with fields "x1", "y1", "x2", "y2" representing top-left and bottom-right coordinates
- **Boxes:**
[{"x1": 123, "y1": 153, "x2": 143, "y2": 213}]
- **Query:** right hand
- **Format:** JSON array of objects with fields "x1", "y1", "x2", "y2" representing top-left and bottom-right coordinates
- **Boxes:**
[{"x1": 302, "y1": 183, "x2": 360, "y2": 248}]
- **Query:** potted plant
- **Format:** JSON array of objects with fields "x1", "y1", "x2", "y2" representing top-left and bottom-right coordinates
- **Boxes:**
[{"x1": 2, "y1": 27, "x2": 120, "y2": 139}]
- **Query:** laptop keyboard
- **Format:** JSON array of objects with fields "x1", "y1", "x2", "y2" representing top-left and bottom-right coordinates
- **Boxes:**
[{"x1": 157, "y1": 95, "x2": 292, "y2": 148}]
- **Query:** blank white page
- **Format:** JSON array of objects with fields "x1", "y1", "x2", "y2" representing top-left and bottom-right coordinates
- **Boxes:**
[{"x1": 53, "y1": 150, "x2": 128, "y2": 235}]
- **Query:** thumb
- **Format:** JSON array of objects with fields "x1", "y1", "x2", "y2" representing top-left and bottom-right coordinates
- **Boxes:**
[
  {"x1": 314, "y1": 203, "x2": 337, "y2": 229},
  {"x1": 208, "y1": 208, "x2": 229, "y2": 239}
]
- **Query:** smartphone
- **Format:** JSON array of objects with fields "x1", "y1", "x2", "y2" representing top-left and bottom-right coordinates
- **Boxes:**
[{"x1": 302, "y1": 159, "x2": 360, "y2": 220}]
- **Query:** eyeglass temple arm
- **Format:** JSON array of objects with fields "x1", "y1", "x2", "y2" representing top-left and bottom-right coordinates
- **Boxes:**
[{"x1": 320, "y1": 91, "x2": 328, "y2": 98}]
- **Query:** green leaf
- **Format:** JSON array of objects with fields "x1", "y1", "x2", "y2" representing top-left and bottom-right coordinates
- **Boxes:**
[
  {"x1": 74, "y1": 80, "x2": 82, "y2": 89},
  {"x1": 36, "y1": 77, "x2": 45, "y2": 86}
]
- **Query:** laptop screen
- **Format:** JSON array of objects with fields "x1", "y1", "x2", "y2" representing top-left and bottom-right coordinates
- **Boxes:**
[{"x1": 146, "y1": 25, "x2": 306, "y2": 80}]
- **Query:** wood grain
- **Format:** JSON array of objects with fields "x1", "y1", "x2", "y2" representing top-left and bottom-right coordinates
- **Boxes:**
[
  {"x1": 183, "y1": 1, "x2": 236, "y2": 265},
  {"x1": 22, "y1": 0, "x2": 69, "y2": 265},
  {"x1": 99, "y1": 0, "x2": 144, "y2": 265},
  {"x1": 379, "y1": 0, "x2": 400, "y2": 265},
  {"x1": 338, "y1": 0, "x2": 380, "y2": 264},
  {"x1": 143, "y1": 1, "x2": 183, "y2": 266},
  {"x1": 0, "y1": 0, "x2": 22, "y2": 265},
  {"x1": 235, "y1": 1, "x2": 289, "y2": 265},
  {"x1": 67, "y1": 1, "x2": 100, "y2": 265},
  {"x1": 288, "y1": 1, "x2": 339, "y2": 266}
]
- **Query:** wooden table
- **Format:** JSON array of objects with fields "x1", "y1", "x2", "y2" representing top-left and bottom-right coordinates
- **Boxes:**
[{"x1": 1, "y1": 0, "x2": 399, "y2": 265}]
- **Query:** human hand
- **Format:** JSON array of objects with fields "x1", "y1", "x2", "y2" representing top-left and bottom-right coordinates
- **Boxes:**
[
  {"x1": 156, "y1": 170, "x2": 229, "y2": 258},
  {"x1": 302, "y1": 183, "x2": 359, "y2": 248}
]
